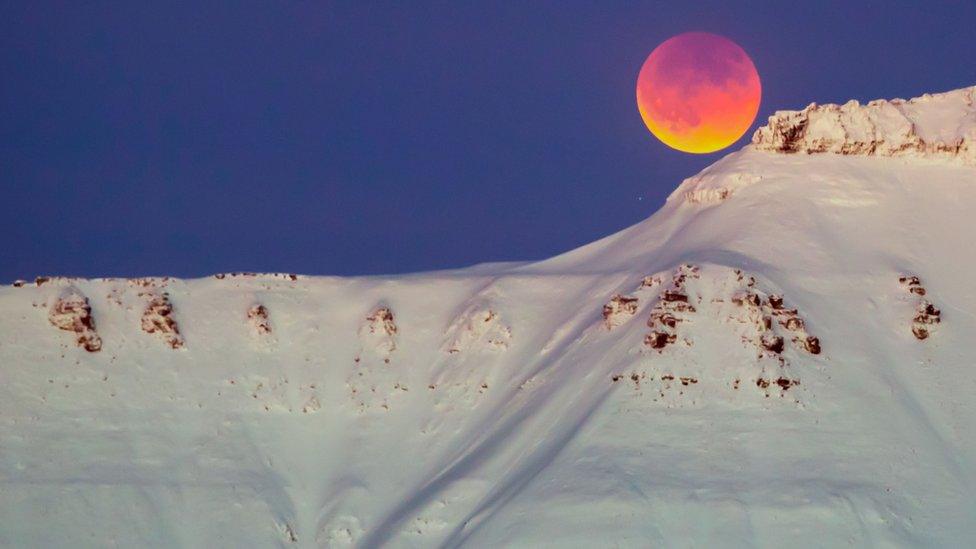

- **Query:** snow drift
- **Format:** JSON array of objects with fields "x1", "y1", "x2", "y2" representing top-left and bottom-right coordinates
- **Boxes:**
[{"x1": 2, "y1": 87, "x2": 976, "y2": 547}]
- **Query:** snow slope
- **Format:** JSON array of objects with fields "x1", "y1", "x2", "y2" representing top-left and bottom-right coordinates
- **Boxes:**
[{"x1": 3, "y1": 87, "x2": 976, "y2": 548}]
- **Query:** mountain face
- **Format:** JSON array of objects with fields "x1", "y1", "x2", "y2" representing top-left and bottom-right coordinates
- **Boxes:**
[{"x1": 3, "y1": 87, "x2": 976, "y2": 548}]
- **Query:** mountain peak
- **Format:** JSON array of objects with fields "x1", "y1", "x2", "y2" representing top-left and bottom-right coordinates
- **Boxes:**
[
  {"x1": 752, "y1": 85, "x2": 976, "y2": 163},
  {"x1": 4, "y1": 86, "x2": 976, "y2": 546}
]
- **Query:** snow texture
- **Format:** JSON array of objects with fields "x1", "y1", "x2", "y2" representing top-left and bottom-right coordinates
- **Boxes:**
[{"x1": 2, "y1": 87, "x2": 976, "y2": 547}]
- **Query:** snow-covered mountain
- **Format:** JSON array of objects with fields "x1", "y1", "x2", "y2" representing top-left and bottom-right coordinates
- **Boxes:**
[{"x1": 2, "y1": 87, "x2": 976, "y2": 548}]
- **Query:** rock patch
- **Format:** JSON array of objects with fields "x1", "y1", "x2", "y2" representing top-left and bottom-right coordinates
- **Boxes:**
[
  {"x1": 247, "y1": 304, "x2": 273, "y2": 336},
  {"x1": 140, "y1": 292, "x2": 184, "y2": 349},
  {"x1": 359, "y1": 307, "x2": 398, "y2": 361},
  {"x1": 602, "y1": 294, "x2": 639, "y2": 330},
  {"x1": 642, "y1": 264, "x2": 699, "y2": 351},
  {"x1": 617, "y1": 265, "x2": 818, "y2": 401},
  {"x1": 900, "y1": 275, "x2": 941, "y2": 340},
  {"x1": 752, "y1": 87, "x2": 976, "y2": 164},
  {"x1": 48, "y1": 288, "x2": 102, "y2": 352}
]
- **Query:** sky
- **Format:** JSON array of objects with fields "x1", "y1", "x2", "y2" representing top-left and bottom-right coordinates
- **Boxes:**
[{"x1": 2, "y1": 2, "x2": 974, "y2": 281}]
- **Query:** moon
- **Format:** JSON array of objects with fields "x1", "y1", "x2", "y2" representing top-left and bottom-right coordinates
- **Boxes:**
[{"x1": 636, "y1": 32, "x2": 761, "y2": 154}]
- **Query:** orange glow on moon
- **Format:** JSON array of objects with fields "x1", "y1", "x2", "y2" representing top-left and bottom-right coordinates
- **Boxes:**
[{"x1": 636, "y1": 32, "x2": 761, "y2": 154}]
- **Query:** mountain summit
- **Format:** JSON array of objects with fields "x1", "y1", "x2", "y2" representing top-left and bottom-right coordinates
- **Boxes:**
[
  {"x1": 2, "y1": 87, "x2": 975, "y2": 547},
  {"x1": 753, "y1": 85, "x2": 975, "y2": 163}
]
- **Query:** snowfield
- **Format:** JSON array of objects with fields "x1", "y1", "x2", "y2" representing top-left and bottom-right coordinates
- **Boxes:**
[{"x1": 2, "y1": 88, "x2": 976, "y2": 548}]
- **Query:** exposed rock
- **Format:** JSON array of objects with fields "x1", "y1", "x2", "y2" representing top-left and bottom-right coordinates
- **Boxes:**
[
  {"x1": 658, "y1": 290, "x2": 696, "y2": 314},
  {"x1": 141, "y1": 293, "x2": 184, "y2": 349},
  {"x1": 32, "y1": 276, "x2": 80, "y2": 287},
  {"x1": 48, "y1": 288, "x2": 102, "y2": 352},
  {"x1": 732, "y1": 291, "x2": 761, "y2": 308},
  {"x1": 602, "y1": 294, "x2": 639, "y2": 330},
  {"x1": 348, "y1": 306, "x2": 405, "y2": 411},
  {"x1": 757, "y1": 377, "x2": 800, "y2": 391},
  {"x1": 661, "y1": 290, "x2": 688, "y2": 303},
  {"x1": 637, "y1": 275, "x2": 662, "y2": 290},
  {"x1": 761, "y1": 334, "x2": 785, "y2": 354},
  {"x1": 741, "y1": 290, "x2": 821, "y2": 356},
  {"x1": 616, "y1": 266, "x2": 822, "y2": 401},
  {"x1": 643, "y1": 265, "x2": 701, "y2": 351},
  {"x1": 649, "y1": 310, "x2": 680, "y2": 329},
  {"x1": 644, "y1": 331, "x2": 676, "y2": 350},
  {"x1": 683, "y1": 187, "x2": 731, "y2": 204},
  {"x1": 730, "y1": 290, "x2": 771, "y2": 333},
  {"x1": 753, "y1": 86, "x2": 976, "y2": 164},
  {"x1": 247, "y1": 304, "x2": 272, "y2": 336},
  {"x1": 669, "y1": 170, "x2": 764, "y2": 206},
  {"x1": 900, "y1": 275, "x2": 941, "y2": 340},
  {"x1": 781, "y1": 315, "x2": 805, "y2": 332},
  {"x1": 734, "y1": 269, "x2": 756, "y2": 287},
  {"x1": 358, "y1": 306, "x2": 398, "y2": 360},
  {"x1": 899, "y1": 275, "x2": 926, "y2": 296},
  {"x1": 672, "y1": 263, "x2": 701, "y2": 287},
  {"x1": 214, "y1": 272, "x2": 300, "y2": 281},
  {"x1": 366, "y1": 307, "x2": 397, "y2": 336},
  {"x1": 800, "y1": 336, "x2": 822, "y2": 355},
  {"x1": 775, "y1": 378, "x2": 798, "y2": 390},
  {"x1": 720, "y1": 270, "x2": 822, "y2": 394},
  {"x1": 912, "y1": 301, "x2": 942, "y2": 340},
  {"x1": 129, "y1": 277, "x2": 170, "y2": 289}
]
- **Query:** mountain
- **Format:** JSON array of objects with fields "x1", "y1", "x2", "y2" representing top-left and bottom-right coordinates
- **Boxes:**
[{"x1": 2, "y1": 86, "x2": 975, "y2": 548}]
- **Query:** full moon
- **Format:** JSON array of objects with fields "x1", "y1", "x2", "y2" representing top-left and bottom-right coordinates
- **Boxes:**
[{"x1": 636, "y1": 32, "x2": 761, "y2": 154}]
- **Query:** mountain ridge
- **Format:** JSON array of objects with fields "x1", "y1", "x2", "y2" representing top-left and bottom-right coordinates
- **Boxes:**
[
  {"x1": 752, "y1": 85, "x2": 976, "y2": 163},
  {"x1": 2, "y1": 87, "x2": 976, "y2": 547}
]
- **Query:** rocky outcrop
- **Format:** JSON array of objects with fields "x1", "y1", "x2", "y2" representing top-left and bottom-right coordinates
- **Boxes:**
[
  {"x1": 767, "y1": 294, "x2": 821, "y2": 355},
  {"x1": 683, "y1": 187, "x2": 731, "y2": 204},
  {"x1": 140, "y1": 293, "x2": 184, "y2": 349},
  {"x1": 48, "y1": 288, "x2": 102, "y2": 352},
  {"x1": 638, "y1": 275, "x2": 662, "y2": 290},
  {"x1": 602, "y1": 295, "x2": 639, "y2": 330},
  {"x1": 900, "y1": 275, "x2": 941, "y2": 340},
  {"x1": 643, "y1": 265, "x2": 699, "y2": 351},
  {"x1": 672, "y1": 171, "x2": 763, "y2": 205},
  {"x1": 247, "y1": 304, "x2": 272, "y2": 336},
  {"x1": 622, "y1": 265, "x2": 819, "y2": 401},
  {"x1": 348, "y1": 307, "x2": 404, "y2": 412},
  {"x1": 365, "y1": 307, "x2": 397, "y2": 338},
  {"x1": 753, "y1": 86, "x2": 976, "y2": 164},
  {"x1": 729, "y1": 288, "x2": 820, "y2": 359},
  {"x1": 357, "y1": 306, "x2": 398, "y2": 361},
  {"x1": 899, "y1": 275, "x2": 926, "y2": 296},
  {"x1": 213, "y1": 272, "x2": 300, "y2": 281},
  {"x1": 912, "y1": 301, "x2": 942, "y2": 340}
]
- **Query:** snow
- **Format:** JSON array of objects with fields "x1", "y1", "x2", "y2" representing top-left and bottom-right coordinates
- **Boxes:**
[
  {"x1": 752, "y1": 86, "x2": 976, "y2": 164},
  {"x1": 3, "y1": 87, "x2": 976, "y2": 547}
]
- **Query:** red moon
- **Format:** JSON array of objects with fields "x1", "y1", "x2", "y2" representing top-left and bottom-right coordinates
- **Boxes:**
[{"x1": 636, "y1": 32, "x2": 761, "y2": 154}]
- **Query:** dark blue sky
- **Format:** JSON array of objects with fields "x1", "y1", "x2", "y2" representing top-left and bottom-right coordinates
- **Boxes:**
[{"x1": 2, "y1": 2, "x2": 974, "y2": 280}]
